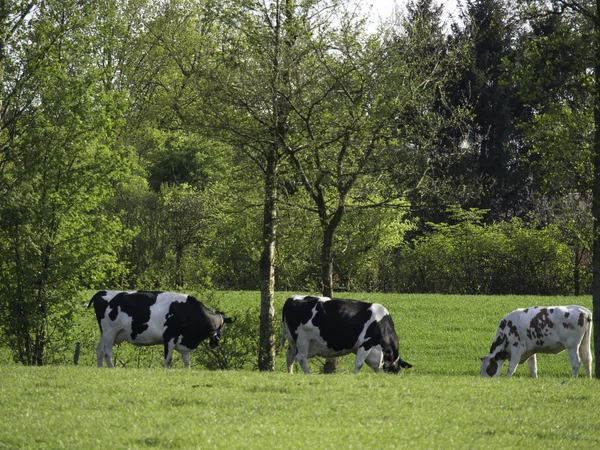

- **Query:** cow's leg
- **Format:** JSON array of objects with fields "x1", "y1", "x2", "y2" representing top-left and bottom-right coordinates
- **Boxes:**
[
  {"x1": 353, "y1": 347, "x2": 371, "y2": 374},
  {"x1": 96, "y1": 334, "x2": 115, "y2": 368},
  {"x1": 296, "y1": 355, "x2": 311, "y2": 374},
  {"x1": 566, "y1": 346, "x2": 581, "y2": 378},
  {"x1": 527, "y1": 355, "x2": 538, "y2": 378},
  {"x1": 181, "y1": 351, "x2": 191, "y2": 368},
  {"x1": 506, "y1": 354, "x2": 521, "y2": 378},
  {"x1": 286, "y1": 346, "x2": 295, "y2": 374},
  {"x1": 96, "y1": 343, "x2": 104, "y2": 368},
  {"x1": 580, "y1": 322, "x2": 593, "y2": 378},
  {"x1": 164, "y1": 341, "x2": 176, "y2": 368},
  {"x1": 363, "y1": 347, "x2": 384, "y2": 373},
  {"x1": 294, "y1": 338, "x2": 312, "y2": 374}
]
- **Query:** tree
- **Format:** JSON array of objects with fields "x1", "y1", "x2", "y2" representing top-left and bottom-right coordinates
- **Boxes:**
[
  {"x1": 517, "y1": 0, "x2": 600, "y2": 377},
  {"x1": 450, "y1": 0, "x2": 532, "y2": 220},
  {"x1": 142, "y1": 0, "x2": 302, "y2": 370},
  {"x1": 0, "y1": 0, "x2": 134, "y2": 364}
]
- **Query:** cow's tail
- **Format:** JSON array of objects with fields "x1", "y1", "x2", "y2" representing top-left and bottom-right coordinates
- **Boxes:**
[
  {"x1": 85, "y1": 291, "x2": 102, "y2": 309},
  {"x1": 85, "y1": 296, "x2": 95, "y2": 309},
  {"x1": 280, "y1": 312, "x2": 287, "y2": 349}
]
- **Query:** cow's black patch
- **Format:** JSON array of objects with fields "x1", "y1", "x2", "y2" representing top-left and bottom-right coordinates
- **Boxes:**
[
  {"x1": 507, "y1": 321, "x2": 520, "y2": 339},
  {"x1": 495, "y1": 350, "x2": 508, "y2": 361},
  {"x1": 530, "y1": 308, "x2": 553, "y2": 339},
  {"x1": 282, "y1": 296, "x2": 322, "y2": 345},
  {"x1": 108, "y1": 291, "x2": 157, "y2": 340},
  {"x1": 490, "y1": 333, "x2": 507, "y2": 353},
  {"x1": 486, "y1": 358, "x2": 499, "y2": 377},
  {"x1": 526, "y1": 329, "x2": 533, "y2": 340},
  {"x1": 164, "y1": 296, "x2": 223, "y2": 350},
  {"x1": 312, "y1": 298, "x2": 372, "y2": 352},
  {"x1": 89, "y1": 290, "x2": 110, "y2": 332}
]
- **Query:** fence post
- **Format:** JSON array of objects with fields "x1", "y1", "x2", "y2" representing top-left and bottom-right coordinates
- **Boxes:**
[{"x1": 74, "y1": 342, "x2": 81, "y2": 366}]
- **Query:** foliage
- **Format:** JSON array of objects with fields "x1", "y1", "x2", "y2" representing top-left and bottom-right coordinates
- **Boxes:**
[
  {"x1": 193, "y1": 298, "x2": 260, "y2": 371},
  {"x1": 1, "y1": 0, "x2": 600, "y2": 367},
  {"x1": 391, "y1": 208, "x2": 579, "y2": 294},
  {"x1": 0, "y1": 0, "x2": 134, "y2": 365}
]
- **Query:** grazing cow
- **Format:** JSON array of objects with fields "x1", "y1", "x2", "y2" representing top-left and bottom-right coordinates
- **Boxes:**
[
  {"x1": 281, "y1": 295, "x2": 412, "y2": 374},
  {"x1": 88, "y1": 290, "x2": 233, "y2": 368},
  {"x1": 480, "y1": 305, "x2": 592, "y2": 378}
]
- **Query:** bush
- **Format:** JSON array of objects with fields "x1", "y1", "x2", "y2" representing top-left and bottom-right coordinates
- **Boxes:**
[
  {"x1": 193, "y1": 300, "x2": 260, "y2": 371},
  {"x1": 387, "y1": 211, "x2": 582, "y2": 295}
]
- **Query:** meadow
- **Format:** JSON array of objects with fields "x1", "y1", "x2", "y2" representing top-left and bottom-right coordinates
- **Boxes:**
[{"x1": 0, "y1": 293, "x2": 598, "y2": 449}]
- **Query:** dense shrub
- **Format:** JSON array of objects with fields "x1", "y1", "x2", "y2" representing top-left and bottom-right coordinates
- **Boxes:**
[
  {"x1": 193, "y1": 299, "x2": 260, "y2": 371},
  {"x1": 386, "y1": 214, "x2": 585, "y2": 295}
]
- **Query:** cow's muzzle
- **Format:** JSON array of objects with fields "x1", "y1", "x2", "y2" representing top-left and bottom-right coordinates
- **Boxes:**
[{"x1": 209, "y1": 334, "x2": 220, "y2": 348}]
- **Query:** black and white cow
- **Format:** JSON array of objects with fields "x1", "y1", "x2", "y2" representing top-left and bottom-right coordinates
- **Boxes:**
[
  {"x1": 480, "y1": 305, "x2": 592, "y2": 378},
  {"x1": 281, "y1": 295, "x2": 412, "y2": 374},
  {"x1": 88, "y1": 290, "x2": 233, "y2": 368}
]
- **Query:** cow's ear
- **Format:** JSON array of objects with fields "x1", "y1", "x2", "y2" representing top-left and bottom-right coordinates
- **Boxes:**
[{"x1": 217, "y1": 311, "x2": 234, "y2": 324}]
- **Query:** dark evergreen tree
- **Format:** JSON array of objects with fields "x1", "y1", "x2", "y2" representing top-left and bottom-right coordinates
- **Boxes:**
[{"x1": 452, "y1": 0, "x2": 532, "y2": 220}]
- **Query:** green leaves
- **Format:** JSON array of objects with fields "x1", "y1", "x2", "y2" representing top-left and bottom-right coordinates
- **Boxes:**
[{"x1": 0, "y1": 0, "x2": 136, "y2": 364}]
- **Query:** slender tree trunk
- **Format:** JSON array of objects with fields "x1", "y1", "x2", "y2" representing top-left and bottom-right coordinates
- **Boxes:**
[
  {"x1": 574, "y1": 248, "x2": 581, "y2": 296},
  {"x1": 593, "y1": 10, "x2": 600, "y2": 378},
  {"x1": 322, "y1": 224, "x2": 337, "y2": 374},
  {"x1": 321, "y1": 207, "x2": 344, "y2": 374},
  {"x1": 0, "y1": 1, "x2": 5, "y2": 132},
  {"x1": 321, "y1": 226, "x2": 334, "y2": 298},
  {"x1": 258, "y1": 152, "x2": 277, "y2": 371}
]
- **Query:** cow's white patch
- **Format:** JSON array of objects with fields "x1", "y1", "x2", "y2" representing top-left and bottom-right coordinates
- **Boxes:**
[{"x1": 369, "y1": 304, "x2": 389, "y2": 322}]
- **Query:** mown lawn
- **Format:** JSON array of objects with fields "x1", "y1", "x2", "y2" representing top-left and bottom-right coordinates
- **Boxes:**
[{"x1": 0, "y1": 293, "x2": 598, "y2": 449}]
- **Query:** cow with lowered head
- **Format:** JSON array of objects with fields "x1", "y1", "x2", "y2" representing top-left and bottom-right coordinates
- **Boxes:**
[
  {"x1": 88, "y1": 290, "x2": 233, "y2": 368},
  {"x1": 282, "y1": 295, "x2": 412, "y2": 374},
  {"x1": 481, "y1": 305, "x2": 592, "y2": 378}
]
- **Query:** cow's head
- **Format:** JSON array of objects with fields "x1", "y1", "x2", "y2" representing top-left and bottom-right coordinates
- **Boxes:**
[
  {"x1": 383, "y1": 354, "x2": 413, "y2": 373},
  {"x1": 378, "y1": 316, "x2": 411, "y2": 373},
  {"x1": 383, "y1": 357, "x2": 402, "y2": 374},
  {"x1": 209, "y1": 312, "x2": 234, "y2": 348},
  {"x1": 480, "y1": 352, "x2": 507, "y2": 378}
]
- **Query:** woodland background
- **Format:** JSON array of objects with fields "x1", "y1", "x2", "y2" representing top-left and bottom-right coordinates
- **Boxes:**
[{"x1": 0, "y1": 0, "x2": 597, "y2": 366}]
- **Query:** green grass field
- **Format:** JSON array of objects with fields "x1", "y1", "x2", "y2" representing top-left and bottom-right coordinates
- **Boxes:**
[{"x1": 0, "y1": 293, "x2": 598, "y2": 449}]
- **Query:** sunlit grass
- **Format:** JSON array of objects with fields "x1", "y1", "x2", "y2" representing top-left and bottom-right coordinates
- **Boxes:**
[
  {"x1": 0, "y1": 366, "x2": 598, "y2": 449},
  {"x1": 0, "y1": 293, "x2": 596, "y2": 448}
]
